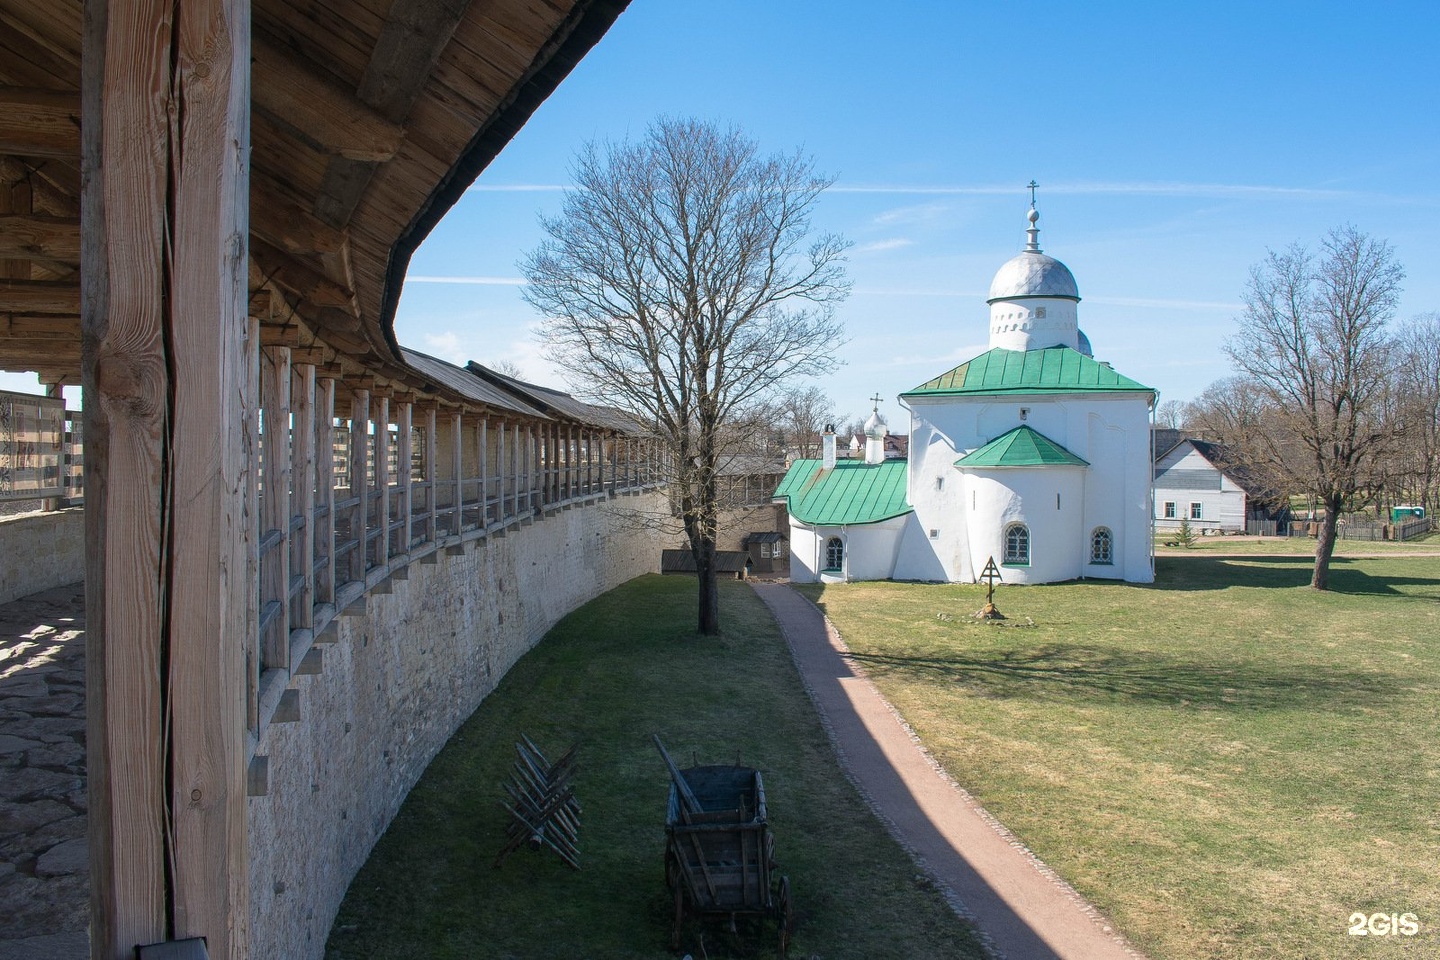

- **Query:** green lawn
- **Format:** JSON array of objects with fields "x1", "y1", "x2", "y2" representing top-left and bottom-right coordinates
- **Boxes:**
[
  {"x1": 326, "y1": 574, "x2": 984, "y2": 960},
  {"x1": 797, "y1": 555, "x2": 1440, "y2": 959},
  {"x1": 1155, "y1": 531, "x2": 1440, "y2": 556}
]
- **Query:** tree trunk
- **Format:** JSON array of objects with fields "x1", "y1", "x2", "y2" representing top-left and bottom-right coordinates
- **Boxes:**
[
  {"x1": 1312, "y1": 496, "x2": 1341, "y2": 590},
  {"x1": 696, "y1": 536, "x2": 720, "y2": 636}
]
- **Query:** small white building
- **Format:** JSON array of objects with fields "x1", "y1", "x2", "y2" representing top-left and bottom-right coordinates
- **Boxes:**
[
  {"x1": 1154, "y1": 438, "x2": 1287, "y2": 534},
  {"x1": 776, "y1": 202, "x2": 1157, "y2": 585}
]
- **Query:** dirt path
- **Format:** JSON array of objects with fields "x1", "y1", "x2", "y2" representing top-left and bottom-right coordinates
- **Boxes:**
[{"x1": 753, "y1": 582, "x2": 1145, "y2": 960}]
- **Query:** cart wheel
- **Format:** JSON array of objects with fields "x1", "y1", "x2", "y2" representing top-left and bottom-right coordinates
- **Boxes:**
[{"x1": 776, "y1": 875, "x2": 792, "y2": 956}]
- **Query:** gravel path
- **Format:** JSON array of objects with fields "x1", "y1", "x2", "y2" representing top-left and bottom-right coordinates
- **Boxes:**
[{"x1": 753, "y1": 581, "x2": 1145, "y2": 960}]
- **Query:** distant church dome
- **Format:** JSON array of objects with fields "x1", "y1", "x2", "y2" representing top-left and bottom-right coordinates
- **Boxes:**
[
  {"x1": 986, "y1": 198, "x2": 1084, "y2": 353},
  {"x1": 864, "y1": 408, "x2": 887, "y2": 438},
  {"x1": 986, "y1": 208, "x2": 1079, "y2": 303}
]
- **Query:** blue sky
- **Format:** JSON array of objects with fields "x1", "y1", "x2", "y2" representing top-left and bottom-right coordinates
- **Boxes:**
[{"x1": 9, "y1": 3, "x2": 1437, "y2": 422}]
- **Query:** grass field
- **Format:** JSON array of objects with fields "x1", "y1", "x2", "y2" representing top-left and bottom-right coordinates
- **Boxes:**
[
  {"x1": 1155, "y1": 531, "x2": 1439, "y2": 557},
  {"x1": 797, "y1": 554, "x2": 1440, "y2": 959},
  {"x1": 325, "y1": 575, "x2": 984, "y2": 960}
]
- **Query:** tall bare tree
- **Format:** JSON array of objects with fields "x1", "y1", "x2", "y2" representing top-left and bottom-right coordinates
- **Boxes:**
[
  {"x1": 1225, "y1": 226, "x2": 1404, "y2": 589},
  {"x1": 1392, "y1": 313, "x2": 1440, "y2": 514},
  {"x1": 768, "y1": 385, "x2": 840, "y2": 461},
  {"x1": 523, "y1": 118, "x2": 849, "y2": 633}
]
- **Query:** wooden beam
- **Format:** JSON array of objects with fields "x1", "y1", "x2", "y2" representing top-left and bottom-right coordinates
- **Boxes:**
[
  {"x1": 0, "y1": 87, "x2": 81, "y2": 158},
  {"x1": 249, "y1": 172, "x2": 348, "y2": 257},
  {"x1": 0, "y1": 278, "x2": 81, "y2": 313},
  {"x1": 251, "y1": 33, "x2": 405, "y2": 162},
  {"x1": 249, "y1": 236, "x2": 356, "y2": 310},
  {"x1": 374, "y1": 395, "x2": 390, "y2": 567},
  {"x1": 348, "y1": 388, "x2": 370, "y2": 581},
  {"x1": 291, "y1": 363, "x2": 317, "y2": 630},
  {"x1": 260, "y1": 345, "x2": 292, "y2": 673},
  {"x1": 0, "y1": 213, "x2": 81, "y2": 260},
  {"x1": 83, "y1": 0, "x2": 252, "y2": 956},
  {"x1": 397, "y1": 401, "x2": 413, "y2": 553},
  {"x1": 315, "y1": 377, "x2": 337, "y2": 605},
  {"x1": 312, "y1": 0, "x2": 468, "y2": 226}
]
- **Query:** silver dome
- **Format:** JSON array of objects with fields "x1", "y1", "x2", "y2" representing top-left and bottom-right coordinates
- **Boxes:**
[{"x1": 987, "y1": 251, "x2": 1080, "y2": 302}]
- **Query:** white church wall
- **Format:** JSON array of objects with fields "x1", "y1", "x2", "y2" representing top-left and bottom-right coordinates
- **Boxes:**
[
  {"x1": 988, "y1": 295, "x2": 1080, "y2": 352},
  {"x1": 892, "y1": 512, "x2": 956, "y2": 582},
  {"x1": 961, "y1": 467, "x2": 1086, "y2": 584},
  {"x1": 906, "y1": 392, "x2": 1153, "y2": 585},
  {"x1": 787, "y1": 518, "x2": 907, "y2": 583}
]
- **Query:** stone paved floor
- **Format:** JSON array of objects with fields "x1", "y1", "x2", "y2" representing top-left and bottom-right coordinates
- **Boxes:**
[{"x1": 0, "y1": 582, "x2": 88, "y2": 958}]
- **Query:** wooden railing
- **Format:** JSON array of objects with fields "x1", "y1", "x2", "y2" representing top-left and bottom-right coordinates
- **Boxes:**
[{"x1": 244, "y1": 344, "x2": 663, "y2": 783}]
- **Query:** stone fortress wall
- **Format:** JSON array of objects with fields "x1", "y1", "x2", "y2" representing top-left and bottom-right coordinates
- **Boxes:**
[{"x1": 246, "y1": 490, "x2": 665, "y2": 959}]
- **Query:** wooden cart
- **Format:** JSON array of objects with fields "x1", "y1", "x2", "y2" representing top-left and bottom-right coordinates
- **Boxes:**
[{"x1": 662, "y1": 762, "x2": 792, "y2": 954}]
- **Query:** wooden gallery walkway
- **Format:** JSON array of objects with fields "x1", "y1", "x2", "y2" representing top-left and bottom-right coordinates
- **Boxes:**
[{"x1": 752, "y1": 582, "x2": 1145, "y2": 960}]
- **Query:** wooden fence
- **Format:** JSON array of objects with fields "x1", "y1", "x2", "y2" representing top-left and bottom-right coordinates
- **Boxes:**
[{"x1": 204, "y1": 345, "x2": 666, "y2": 780}]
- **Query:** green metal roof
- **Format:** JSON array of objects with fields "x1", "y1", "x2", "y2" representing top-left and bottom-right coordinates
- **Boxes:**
[
  {"x1": 773, "y1": 459, "x2": 912, "y2": 526},
  {"x1": 902, "y1": 346, "x2": 1155, "y2": 397},
  {"x1": 955, "y1": 426, "x2": 1089, "y2": 468}
]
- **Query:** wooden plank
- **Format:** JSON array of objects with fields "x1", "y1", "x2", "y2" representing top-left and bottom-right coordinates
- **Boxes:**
[
  {"x1": 424, "y1": 406, "x2": 438, "y2": 544},
  {"x1": 82, "y1": 0, "x2": 173, "y2": 950},
  {"x1": 0, "y1": 213, "x2": 81, "y2": 260},
  {"x1": 374, "y1": 394, "x2": 390, "y2": 567},
  {"x1": 0, "y1": 277, "x2": 81, "y2": 313},
  {"x1": 450, "y1": 412, "x2": 462, "y2": 535},
  {"x1": 251, "y1": 32, "x2": 405, "y2": 162},
  {"x1": 260, "y1": 345, "x2": 292, "y2": 673},
  {"x1": 496, "y1": 417, "x2": 506, "y2": 522},
  {"x1": 397, "y1": 400, "x2": 413, "y2": 552},
  {"x1": 291, "y1": 363, "x2": 317, "y2": 629},
  {"x1": 243, "y1": 316, "x2": 260, "y2": 734},
  {"x1": 315, "y1": 377, "x2": 337, "y2": 605},
  {"x1": 478, "y1": 417, "x2": 488, "y2": 524},
  {"x1": 0, "y1": 87, "x2": 81, "y2": 157},
  {"x1": 349, "y1": 388, "x2": 370, "y2": 579}
]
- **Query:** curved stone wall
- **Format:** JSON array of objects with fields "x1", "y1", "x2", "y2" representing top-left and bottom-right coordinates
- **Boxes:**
[{"x1": 245, "y1": 492, "x2": 665, "y2": 958}]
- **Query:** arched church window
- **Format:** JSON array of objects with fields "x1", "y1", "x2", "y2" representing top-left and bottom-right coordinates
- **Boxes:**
[
  {"x1": 1003, "y1": 523, "x2": 1029, "y2": 565},
  {"x1": 1090, "y1": 527, "x2": 1113, "y2": 565},
  {"x1": 824, "y1": 536, "x2": 844, "y2": 572}
]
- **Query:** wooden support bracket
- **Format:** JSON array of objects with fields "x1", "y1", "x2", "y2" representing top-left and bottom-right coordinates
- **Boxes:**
[{"x1": 246, "y1": 755, "x2": 270, "y2": 798}]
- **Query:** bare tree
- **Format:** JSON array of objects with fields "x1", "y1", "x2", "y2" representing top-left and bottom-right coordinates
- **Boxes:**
[
  {"x1": 490, "y1": 359, "x2": 525, "y2": 380},
  {"x1": 1392, "y1": 313, "x2": 1440, "y2": 514},
  {"x1": 523, "y1": 118, "x2": 849, "y2": 633},
  {"x1": 1155, "y1": 398, "x2": 1187, "y2": 430},
  {"x1": 1225, "y1": 226, "x2": 1404, "y2": 589},
  {"x1": 767, "y1": 385, "x2": 839, "y2": 461}
]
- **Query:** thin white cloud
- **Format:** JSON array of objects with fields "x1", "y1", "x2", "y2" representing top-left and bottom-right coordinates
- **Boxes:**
[
  {"x1": 465, "y1": 183, "x2": 567, "y2": 192},
  {"x1": 833, "y1": 181, "x2": 1372, "y2": 201},
  {"x1": 1087, "y1": 295, "x2": 1243, "y2": 311},
  {"x1": 420, "y1": 332, "x2": 466, "y2": 364},
  {"x1": 853, "y1": 286, "x2": 982, "y2": 298},
  {"x1": 854, "y1": 238, "x2": 915, "y2": 254},
  {"x1": 873, "y1": 202, "x2": 949, "y2": 226},
  {"x1": 407, "y1": 275, "x2": 527, "y2": 286}
]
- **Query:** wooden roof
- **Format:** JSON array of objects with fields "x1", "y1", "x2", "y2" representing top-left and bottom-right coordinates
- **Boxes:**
[{"x1": 0, "y1": 0, "x2": 629, "y2": 406}]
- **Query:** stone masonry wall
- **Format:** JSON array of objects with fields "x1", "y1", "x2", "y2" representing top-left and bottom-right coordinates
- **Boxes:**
[
  {"x1": 245, "y1": 492, "x2": 665, "y2": 959},
  {"x1": 0, "y1": 509, "x2": 84, "y2": 606}
]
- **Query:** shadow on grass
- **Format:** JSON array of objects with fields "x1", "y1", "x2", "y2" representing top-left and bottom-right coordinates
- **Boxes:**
[
  {"x1": 1155, "y1": 555, "x2": 1440, "y2": 600},
  {"x1": 844, "y1": 643, "x2": 1400, "y2": 711}
]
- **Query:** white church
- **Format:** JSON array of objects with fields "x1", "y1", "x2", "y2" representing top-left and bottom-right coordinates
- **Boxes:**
[{"x1": 775, "y1": 201, "x2": 1157, "y2": 585}]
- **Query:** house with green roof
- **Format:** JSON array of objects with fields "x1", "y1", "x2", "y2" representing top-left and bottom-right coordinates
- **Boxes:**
[{"x1": 775, "y1": 200, "x2": 1157, "y2": 585}]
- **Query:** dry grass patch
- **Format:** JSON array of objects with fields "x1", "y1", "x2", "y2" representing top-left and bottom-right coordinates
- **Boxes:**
[{"x1": 797, "y1": 554, "x2": 1440, "y2": 959}]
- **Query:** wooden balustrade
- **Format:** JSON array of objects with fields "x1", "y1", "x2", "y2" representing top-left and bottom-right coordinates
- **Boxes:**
[{"x1": 238, "y1": 356, "x2": 662, "y2": 748}]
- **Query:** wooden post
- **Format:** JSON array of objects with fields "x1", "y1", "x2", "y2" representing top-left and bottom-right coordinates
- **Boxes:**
[
  {"x1": 349, "y1": 388, "x2": 370, "y2": 581},
  {"x1": 315, "y1": 378, "x2": 336, "y2": 605},
  {"x1": 511, "y1": 421, "x2": 521, "y2": 517},
  {"x1": 478, "y1": 417, "x2": 488, "y2": 525},
  {"x1": 82, "y1": 0, "x2": 253, "y2": 955},
  {"x1": 291, "y1": 363, "x2": 316, "y2": 629},
  {"x1": 374, "y1": 395, "x2": 391, "y2": 566},
  {"x1": 243, "y1": 318, "x2": 259, "y2": 732},
  {"x1": 449, "y1": 412, "x2": 462, "y2": 534},
  {"x1": 424, "y1": 406, "x2": 438, "y2": 545},
  {"x1": 260, "y1": 345, "x2": 292, "y2": 671},
  {"x1": 496, "y1": 416, "x2": 507, "y2": 522},
  {"x1": 397, "y1": 401, "x2": 413, "y2": 554}
]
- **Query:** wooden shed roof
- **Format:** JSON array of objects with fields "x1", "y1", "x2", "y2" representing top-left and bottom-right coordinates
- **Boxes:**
[{"x1": 0, "y1": 0, "x2": 629, "y2": 405}]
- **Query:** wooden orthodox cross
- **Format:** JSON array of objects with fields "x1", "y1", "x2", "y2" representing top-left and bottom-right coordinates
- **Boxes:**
[{"x1": 976, "y1": 556, "x2": 1005, "y2": 620}]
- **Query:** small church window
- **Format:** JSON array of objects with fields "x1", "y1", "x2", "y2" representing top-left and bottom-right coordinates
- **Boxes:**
[
  {"x1": 1056, "y1": 492, "x2": 1061, "y2": 510},
  {"x1": 935, "y1": 476, "x2": 944, "y2": 491},
  {"x1": 1003, "y1": 523, "x2": 1030, "y2": 566},
  {"x1": 1090, "y1": 527, "x2": 1114, "y2": 564},
  {"x1": 929, "y1": 528, "x2": 940, "y2": 540},
  {"x1": 824, "y1": 536, "x2": 844, "y2": 572}
]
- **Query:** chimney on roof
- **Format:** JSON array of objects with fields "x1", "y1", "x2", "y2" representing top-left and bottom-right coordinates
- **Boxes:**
[{"x1": 822, "y1": 424, "x2": 837, "y2": 470}]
